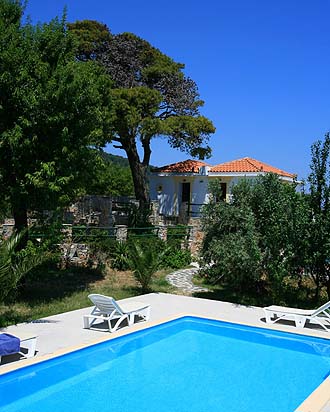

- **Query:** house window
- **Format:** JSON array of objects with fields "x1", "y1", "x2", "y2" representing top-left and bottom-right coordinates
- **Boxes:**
[{"x1": 181, "y1": 182, "x2": 191, "y2": 203}]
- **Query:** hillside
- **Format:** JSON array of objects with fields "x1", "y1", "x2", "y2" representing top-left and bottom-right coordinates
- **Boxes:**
[
  {"x1": 101, "y1": 151, "x2": 130, "y2": 168},
  {"x1": 101, "y1": 151, "x2": 156, "y2": 169}
]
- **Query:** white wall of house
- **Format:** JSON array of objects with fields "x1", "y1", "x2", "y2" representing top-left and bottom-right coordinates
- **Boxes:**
[
  {"x1": 191, "y1": 178, "x2": 209, "y2": 204},
  {"x1": 149, "y1": 172, "x2": 292, "y2": 217},
  {"x1": 150, "y1": 175, "x2": 209, "y2": 216},
  {"x1": 149, "y1": 176, "x2": 178, "y2": 216},
  {"x1": 189, "y1": 178, "x2": 208, "y2": 216}
]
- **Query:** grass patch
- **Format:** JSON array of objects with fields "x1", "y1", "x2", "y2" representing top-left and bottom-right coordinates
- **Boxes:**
[{"x1": 0, "y1": 265, "x2": 174, "y2": 328}]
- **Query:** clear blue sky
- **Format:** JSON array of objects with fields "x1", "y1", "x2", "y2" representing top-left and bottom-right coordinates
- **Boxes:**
[{"x1": 25, "y1": 0, "x2": 330, "y2": 180}]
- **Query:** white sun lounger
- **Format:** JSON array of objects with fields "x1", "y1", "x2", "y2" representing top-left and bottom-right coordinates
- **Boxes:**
[
  {"x1": 264, "y1": 300, "x2": 330, "y2": 332},
  {"x1": 83, "y1": 294, "x2": 151, "y2": 333},
  {"x1": 0, "y1": 332, "x2": 37, "y2": 364}
]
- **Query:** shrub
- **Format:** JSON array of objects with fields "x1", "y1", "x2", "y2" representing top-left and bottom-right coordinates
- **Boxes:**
[
  {"x1": 111, "y1": 241, "x2": 131, "y2": 271},
  {"x1": 161, "y1": 245, "x2": 191, "y2": 269},
  {"x1": 201, "y1": 200, "x2": 261, "y2": 291},
  {"x1": 0, "y1": 232, "x2": 47, "y2": 302},
  {"x1": 128, "y1": 242, "x2": 165, "y2": 292},
  {"x1": 89, "y1": 235, "x2": 192, "y2": 272}
]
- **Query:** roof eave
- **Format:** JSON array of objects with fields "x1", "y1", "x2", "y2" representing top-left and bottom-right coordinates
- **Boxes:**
[
  {"x1": 150, "y1": 170, "x2": 297, "y2": 181},
  {"x1": 209, "y1": 171, "x2": 296, "y2": 180},
  {"x1": 149, "y1": 172, "x2": 203, "y2": 177}
]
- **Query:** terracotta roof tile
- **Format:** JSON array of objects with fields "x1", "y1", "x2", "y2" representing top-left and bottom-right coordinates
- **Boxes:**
[
  {"x1": 210, "y1": 157, "x2": 295, "y2": 178},
  {"x1": 155, "y1": 159, "x2": 210, "y2": 173}
]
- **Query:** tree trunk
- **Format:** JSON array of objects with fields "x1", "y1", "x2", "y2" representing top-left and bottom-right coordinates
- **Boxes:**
[
  {"x1": 12, "y1": 201, "x2": 27, "y2": 232},
  {"x1": 123, "y1": 138, "x2": 150, "y2": 204}
]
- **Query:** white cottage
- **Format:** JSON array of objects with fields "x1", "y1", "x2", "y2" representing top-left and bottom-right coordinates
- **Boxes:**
[{"x1": 149, "y1": 157, "x2": 296, "y2": 218}]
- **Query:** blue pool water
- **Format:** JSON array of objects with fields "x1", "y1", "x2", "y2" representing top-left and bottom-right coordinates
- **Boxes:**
[{"x1": 0, "y1": 317, "x2": 330, "y2": 412}]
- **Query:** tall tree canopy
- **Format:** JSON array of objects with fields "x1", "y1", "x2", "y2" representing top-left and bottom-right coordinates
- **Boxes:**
[
  {"x1": 67, "y1": 19, "x2": 111, "y2": 61},
  {"x1": 306, "y1": 133, "x2": 330, "y2": 299},
  {"x1": 69, "y1": 21, "x2": 216, "y2": 205},
  {"x1": 0, "y1": 3, "x2": 113, "y2": 231}
]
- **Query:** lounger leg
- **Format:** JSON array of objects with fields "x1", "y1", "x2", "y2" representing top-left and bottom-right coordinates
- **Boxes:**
[
  {"x1": 127, "y1": 308, "x2": 150, "y2": 326},
  {"x1": 18, "y1": 337, "x2": 37, "y2": 359},
  {"x1": 24, "y1": 338, "x2": 37, "y2": 358},
  {"x1": 128, "y1": 313, "x2": 135, "y2": 326},
  {"x1": 314, "y1": 319, "x2": 330, "y2": 331},
  {"x1": 109, "y1": 315, "x2": 128, "y2": 332},
  {"x1": 264, "y1": 310, "x2": 274, "y2": 324},
  {"x1": 83, "y1": 315, "x2": 92, "y2": 329},
  {"x1": 294, "y1": 316, "x2": 306, "y2": 329},
  {"x1": 84, "y1": 315, "x2": 104, "y2": 329},
  {"x1": 143, "y1": 306, "x2": 150, "y2": 321}
]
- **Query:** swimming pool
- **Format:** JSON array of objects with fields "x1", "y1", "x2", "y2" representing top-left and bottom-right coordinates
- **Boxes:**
[{"x1": 0, "y1": 316, "x2": 329, "y2": 412}]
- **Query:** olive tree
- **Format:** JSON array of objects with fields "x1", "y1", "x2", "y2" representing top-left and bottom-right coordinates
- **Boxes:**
[
  {"x1": 201, "y1": 175, "x2": 309, "y2": 297},
  {"x1": 201, "y1": 180, "x2": 262, "y2": 293}
]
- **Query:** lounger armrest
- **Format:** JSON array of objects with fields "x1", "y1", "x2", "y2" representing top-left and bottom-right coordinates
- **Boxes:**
[{"x1": 264, "y1": 306, "x2": 314, "y2": 315}]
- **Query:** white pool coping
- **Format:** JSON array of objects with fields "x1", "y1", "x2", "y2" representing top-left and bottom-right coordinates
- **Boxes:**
[{"x1": 0, "y1": 293, "x2": 329, "y2": 411}]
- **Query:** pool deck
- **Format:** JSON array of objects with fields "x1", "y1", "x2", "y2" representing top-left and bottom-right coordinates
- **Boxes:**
[{"x1": 1, "y1": 292, "x2": 330, "y2": 412}]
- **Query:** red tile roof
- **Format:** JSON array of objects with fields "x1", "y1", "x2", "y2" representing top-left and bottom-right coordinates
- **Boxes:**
[
  {"x1": 155, "y1": 159, "x2": 210, "y2": 173},
  {"x1": 210, "y1": 157, "x2": 295, "y2": 178}
]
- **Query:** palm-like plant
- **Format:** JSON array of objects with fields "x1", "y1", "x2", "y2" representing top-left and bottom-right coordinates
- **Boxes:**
[
  {"x1": 0, "y1": 232, "x2": 46, "y2": 302},
  {"x1": 128, "y1": 243, "x2": 164, "y2": 292},
  {"x1": 111, "y1": 241, "x2": 130, "y2": 271}
]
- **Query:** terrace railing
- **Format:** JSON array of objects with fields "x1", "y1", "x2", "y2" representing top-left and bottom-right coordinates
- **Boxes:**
[{"x1": 187, "y1": 203, "x2": 204, "y2": 218}]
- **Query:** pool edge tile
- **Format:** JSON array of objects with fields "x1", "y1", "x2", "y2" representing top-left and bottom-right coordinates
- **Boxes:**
[
  {"x1": 0, "y1": 313, "x2": 188, "y2": 375},
  {"x1": 295, "y1": 378, "x2": 330, "y2": 412}
]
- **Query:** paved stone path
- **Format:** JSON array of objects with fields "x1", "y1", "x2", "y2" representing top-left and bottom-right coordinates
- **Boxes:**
[{"x1": 166, "y1": 264, "x2": 209, "y2": 294}]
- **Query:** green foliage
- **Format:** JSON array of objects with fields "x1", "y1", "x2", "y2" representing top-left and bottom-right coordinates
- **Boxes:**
[
  {"x1": 162, "y1": 226, "x2": 192, "y2": 269},
  {"x1": 87, "y1": 150, "x2": 134, "y2": 196},
  {"x1": 202, "y1": 199, "x2": 261, "y2": 291},
  {"x1": 306, "y1": 133, "x2": 330, "y2": 299},
  {"x1": 233, "y1": 174, "x2": 307, "y2": 289},
  {"x1": 87, "y1": 237, "x2": 131, "y2": 271},
  {"x1": 161, "y1": 245, "x2": 191, "y2": 269},
  {"x1": 0, "y1": 3, "x2": 113, "y2": 231},
  {"x1": 0, "y1": 231, "x2": 47, "y2": 302},
  {"x1": 167, "y1": 225, "x2": 190, "y2": 242},
  {"x1": 29, "y1": 214, "x2": 65, "y2": 247},
  {"x1": 0, "y1": 0, "x2": 22, "y2": 25},
  {"x1": 127, "y1": 235, "x2": 191, "y2": 270},
  {"x1": 100, "y1": 152, "x2": 130, "y2": 168},
  {"x1": 128, "y1": 242, "x2": 165, "y2": 292},
  {"x1": 126, "y1": 203, "x2": 152, "y2": 228},
  {"x1": 0, "y1": 197, "x2": 10, "y2": 221},
  {"x1": 67, "y1": 20, "x2": 111, "y2": 61},
  {"x1": 69, "y1": 22, "x2": 215, "y2": 204},
  {"x1": 111, "y1": 241, "x2": 131, "y2": 271},
  {"x1": 88, "y1": 233, "x2": 191, "y2": 272},
  {"x1": 201, "y1": 174, "x2": 308, "y2": 296}
]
